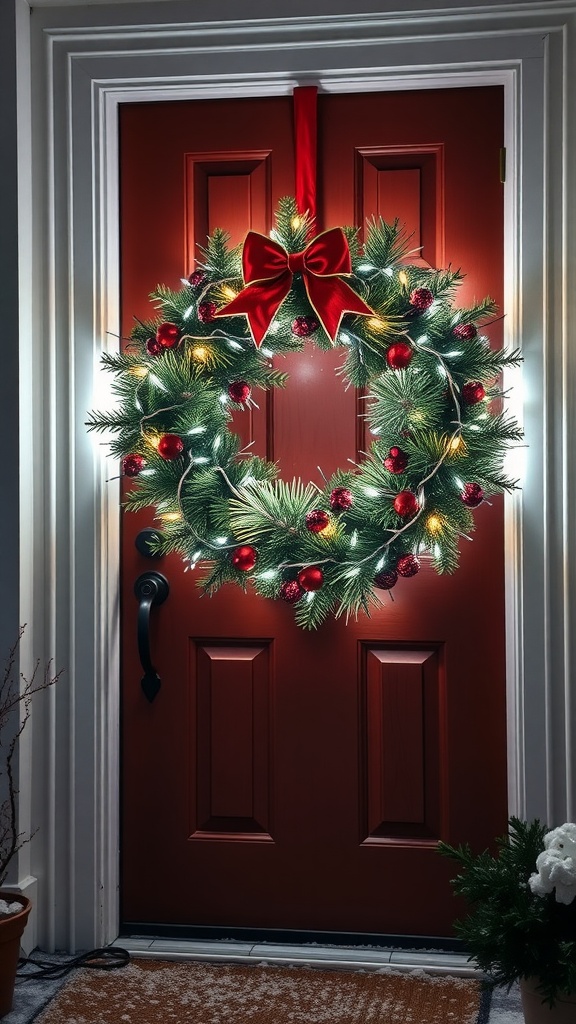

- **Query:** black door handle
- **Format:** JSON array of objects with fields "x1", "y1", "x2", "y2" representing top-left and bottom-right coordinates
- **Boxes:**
[{"x1": 134, "y1": 572, "x2": 169, "y2": 702}]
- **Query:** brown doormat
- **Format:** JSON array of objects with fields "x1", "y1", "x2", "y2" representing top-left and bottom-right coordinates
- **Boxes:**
[{"x1": 35, "y1": 958, "x2": 488, "y2": 1024}]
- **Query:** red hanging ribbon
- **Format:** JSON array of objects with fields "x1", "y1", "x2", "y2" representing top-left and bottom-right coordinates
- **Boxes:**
[
  {"x1": 213, "y1": 228, "x2": 374, "y2": 347},
  {"x1": 294, "y1": 86, "x2": 318, "y2": 226}
]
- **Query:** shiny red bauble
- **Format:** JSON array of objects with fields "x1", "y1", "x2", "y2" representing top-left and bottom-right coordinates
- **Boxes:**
[
  {"x1": 462, "y1": 381, "x2": 486, "y2": 405},
  {"x1": 393, "y1": 490, "x2": 419, "y2": 517},
  {"x1": 279, "y1": 579, "x2": 305, "y2": 604},
  {"x1": 297, "y1": 566, "x2": 324, "y2": 591},
  {"x1": 305, "y1": 509, "x2": 330, "y2": 533},
  {"x1": 384, "y1": 446, "x2": 409, "y2": 474},
  {"x1": 155, "y1": 322, "x2": 181, "y2": 349},
  {"x1": 329, "y1": 487, "x2": 353, "y2": 511},
  {"x1": 157, "y1": 433, "x2": 184, "y2": 460},
  {"x1": 146, "y1": 336, "x2": 162, "y2": 356},
  {"x1": 188, "y1": 269, "x2": 207, "y2": 289},
  {"x1": 291, "y1": 315, "x2": 320, "y2": 338},
  {"x1": 198, "y1": 301, "x2": 218, "y2": 323},
  {"x1": 453, "y1": 322, "x2": 477, "y2": 341},
  {"x1": 461, "y1": 482, "x2": 485, "y2": 507},
  {"x1": 122, "y1": 453, "x2": 146, "y2": 477},
  {"x1": 374, "y1": 569, "x2": 398, "y2": 590},
  {"x1": 228, "y1": 380, "x2": 252, "y2": 404},
  {"x1": 386, "y1": 342, "x2": 413, "y2": 370},
  {"x1": 409, "y1": 287, "x2": 434, "y2": 312},
  {"x1": 231, "y1": 545, "x2": 257, "y2": 572},
  {"x1": 396, "y1": 553, "x2": 421, "y2": 577}
]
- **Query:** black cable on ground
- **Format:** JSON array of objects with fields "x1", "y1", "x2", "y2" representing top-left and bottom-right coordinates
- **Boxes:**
[{"x1": 16, "y1": 947, "x2": 130, "y2": 981}]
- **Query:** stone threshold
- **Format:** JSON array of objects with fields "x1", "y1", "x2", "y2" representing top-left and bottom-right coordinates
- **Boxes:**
[{"x1": 111, "y1": 937, "x2": 476, "y2": 977}]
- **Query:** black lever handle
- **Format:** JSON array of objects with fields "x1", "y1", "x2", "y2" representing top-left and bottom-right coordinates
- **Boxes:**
[{"x1": 134, "y1": 572, "x2": 169, "y2": 702}]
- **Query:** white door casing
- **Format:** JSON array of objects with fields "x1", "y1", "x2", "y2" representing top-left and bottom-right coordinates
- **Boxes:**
[{"x1": 6, "y1": 0, "x2": 576, "y2": 949}]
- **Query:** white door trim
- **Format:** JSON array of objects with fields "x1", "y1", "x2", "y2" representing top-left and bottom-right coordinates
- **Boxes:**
[{"x1": 18, "y1": 0, "x2": 576, "y2": 949}]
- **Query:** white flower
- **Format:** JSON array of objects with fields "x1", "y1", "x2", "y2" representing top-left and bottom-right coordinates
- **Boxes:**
[{"x1": 529, "y1": 823, "x2": 576, "y2": 905}]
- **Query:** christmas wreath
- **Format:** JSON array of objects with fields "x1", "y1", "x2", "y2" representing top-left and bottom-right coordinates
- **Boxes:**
[{"x1": 88, "y1": 198, "x2": 522, "y2": 629}]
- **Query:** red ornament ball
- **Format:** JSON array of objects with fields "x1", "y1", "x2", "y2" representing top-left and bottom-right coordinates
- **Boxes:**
[
  {"x1": 297, "y1": 566, "x2": 324, "y2": 591},
  {"x1": 461, "y1": 482, "x2": 485, "y2": 507},
  {"x1": 305, "y1": 509, "x2": 330, "y2": 533},
  {"x1": 330, "y1": 487, "x2": 353, "y2": 511},
  {"x1": 228, "y1": 380, "x2": 252, "y2": 404},
  {"x1": 198, "y1": 301, "x2": 218, "y2": 323},
  {"x1": 462, "y1": 381, "x2": 486, "y2": 405},
  {"x1": 122, "y1": 453, "x2": 146, "y2": 477},
  {"x1": 453, "y1": 322, "x2": 477, "y2": 341},
  {"x1": 386, "y1": 342, "x2": 413, "y2": 370},
  {"x1": 384, "y1": 446, "x2": 409, "y2": 474},
  {"x1": 291, "y1": 315, "x2": 320, "y2": 338},
  {"x1": 374, "y1": 569, "x2": 398, "y2": 591},
  {"x1": 188, "y1": 269, "x2": 207, "y2": 289},
  {"x1": 393, "y1": 490, "x2": 419, "y2": 518},
  {"x1": 156, "y1": 322, "x2": 181, "y2": 349},
  {"x1": 279, "y1": 579, "x2": 304, "y2": 604},
  {"x1": 409, "y1": 287, "x2": 434, "y2": 312},
  {"x1": 157, "y1": 433, "x2": 184, "y2": 460},
  {"x1": 396, "y1": 553, "x2": 421, "y2": 578},
  {"x1": 231, "y1": 545, "x2": 257, "y2": 572},
  {"x1": 146, "y1": 336, "x2": 162, "y2": 356}
]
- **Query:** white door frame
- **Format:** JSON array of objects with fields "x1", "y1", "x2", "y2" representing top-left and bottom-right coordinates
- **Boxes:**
[{"x1": 14, "y1": 0, "x2": 576, "y2": 950}]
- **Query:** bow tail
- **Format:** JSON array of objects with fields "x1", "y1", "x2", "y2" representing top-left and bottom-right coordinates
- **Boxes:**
[
  {"x1": 304, "y1": 275, "x2": 374, "y2": 343},
  {"x1": 213, "y1": 276, "x2": 292, "y2": 347}
]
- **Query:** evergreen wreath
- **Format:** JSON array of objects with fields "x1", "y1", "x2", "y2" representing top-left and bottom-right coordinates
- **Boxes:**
[{"x1": 87, "y1": 198, "x2": 522, "y2": 629}]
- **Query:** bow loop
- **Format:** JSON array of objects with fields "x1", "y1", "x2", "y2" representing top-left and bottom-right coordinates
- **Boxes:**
[{"x1": 215, "y1": 228, "x2": 374, "y2": 346}]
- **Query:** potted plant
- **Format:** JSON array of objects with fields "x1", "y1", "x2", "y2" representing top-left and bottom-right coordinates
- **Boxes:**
[
  {"x1": 439, "y1": 817, "x2": 576, "y2": 1022},
  {"x1": 0, "y1": 627, "x2": 60, "y2": 1017}
]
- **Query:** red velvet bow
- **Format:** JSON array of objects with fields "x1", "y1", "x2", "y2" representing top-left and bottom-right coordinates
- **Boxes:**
[{"x1": 214, "y1": 228, "x2": 374, "y2": 346}]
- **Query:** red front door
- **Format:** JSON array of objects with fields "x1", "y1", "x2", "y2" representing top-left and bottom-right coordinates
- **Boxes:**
[{"x1": 120, "y1": 88, "x2": 506, "y2": 937}]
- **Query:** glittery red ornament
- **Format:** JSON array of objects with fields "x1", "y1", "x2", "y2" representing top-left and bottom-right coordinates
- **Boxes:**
[
  {"x1": 291, "y1": 315, "x2": 320, "y2": 338},
  {"x1": 228, "y1": 380, "x2": 252, "y2": 404},
  {"x1": 198, "y1": 301, "x2": 218, "y2": 323},
  {"x1": 122, "y1": 453, "x2": 146, "y2": 477},
  {"x1": 396, "y1": 553, "x2": 421, "y2": 577},
  {"x1": 393, "y1": 490, "x2": 419, "y2": 517},
  {"x1": 461, "y1": 482, "x2": 485, "y2": 507},
  {"x1": 462, "y1": 381, "x2": 486, "y2": 405},
  {"x1": 453, "y1": 322, "x2": 477, "y2": 341},
  {"x1": 330, "y1": 487, "x2": 353, "y2": 511},
  {"x1": 156, "y1": 322, "x2": 181, "y2": 349},
  {"x1": 231, "y1": 545, "x2": 257, "y2": 571},
  {"x1": 384, "y1": 447, "x2": 409, "y2": 474},
  {"x1": 409, "y1": 287, "x2": 434, "y2": 312},
  {"x1": 305, "y1": 509, "x2": 330, "y2": 533},
  {"x1": 386, "y1": 342, "x2": 413, "y2": 370},
  {"x1": 374, "y1": 569, "x2": 398, "y2": 590},
  {"x1": 297, "y1": 566, "x2": 324, "y2": 591},
  {"x1": 279, "y1": 579, "x2": 304, "y2": 604},
  {"x1": 146, "y1": 336, "x2": 162, "y2": 356},
  {"x1": 188, "y1": 269, "x2": 207, "y2": 289},
  {"x1": 157, "y1": 433, "x2": 184, "y2": 460}
]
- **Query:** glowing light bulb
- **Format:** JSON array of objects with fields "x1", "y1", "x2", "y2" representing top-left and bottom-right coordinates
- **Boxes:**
[
  {"x1": 426, "y1": 514, "x2": 443, "y2": 534},
  {"x1": 291, "y1": 216, "x2": 301, "y2": 229},
  {"x1": 161, "y1": 511, "x2": 182, "y2": 523},
  {"x1": 145, "y1": 431, "x2": 161, "y2": 450},
  {"x1": 130, "y1": 365, "x2": 149, "y2": 378},
  {"x1": 448, "y1": 435, "x2": 464, "y2": 454},
  {"x1": 192, "y1": 346, "x2": 209, "y2": 362},
  {"x1": 367, "y1": 317, "x2": 385, "y2": 332},
  {"x1": 398, "y1": 270, "x2": 409, "y2": 287},
  {"x1": 222, "y1": 286, "x2": 237, "y2": 300}
]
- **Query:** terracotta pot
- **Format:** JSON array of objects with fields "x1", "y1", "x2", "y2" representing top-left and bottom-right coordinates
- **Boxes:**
[
  {"x1": 0, "y1": 893, "x2": 31, "y2": 1018},
  {"x1": 519, "y1": 977, "x2": 576, "y2": 1024}
]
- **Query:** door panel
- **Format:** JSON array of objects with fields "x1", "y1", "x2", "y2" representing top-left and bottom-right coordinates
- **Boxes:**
[{"x1": 120, "y1": 87, "x2": 506, "y2": 936}]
